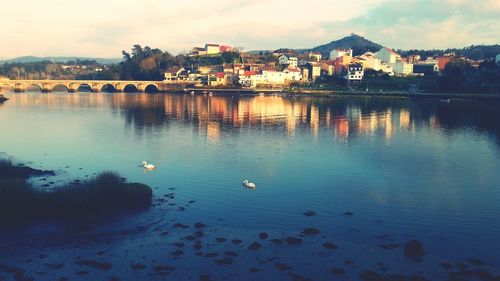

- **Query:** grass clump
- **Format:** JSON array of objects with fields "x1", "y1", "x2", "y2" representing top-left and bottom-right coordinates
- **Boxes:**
[{"x1": 0, "y1": 159, "x2": 153, "y2": 224}]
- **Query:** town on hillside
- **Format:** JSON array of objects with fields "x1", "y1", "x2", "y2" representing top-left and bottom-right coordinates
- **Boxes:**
[{"x1": 1, "y1": 38, "x2": 500, "y2": 93}]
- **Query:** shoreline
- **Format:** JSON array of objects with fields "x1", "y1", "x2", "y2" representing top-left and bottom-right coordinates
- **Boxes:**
[
  {"x1": 2, "y1": 88, "x2": 499, "y2": 100},
  {"x1": 164, "y1": 88, "x2": 500, "y2": 100}
]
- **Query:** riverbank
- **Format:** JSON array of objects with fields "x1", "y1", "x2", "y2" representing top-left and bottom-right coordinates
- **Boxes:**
[
  {"x1": 164, "y1": 88, "x2": 500, "y2": 101},
  {"x1": 0, "y1": 158, "x2": 153, "y2": 224}
]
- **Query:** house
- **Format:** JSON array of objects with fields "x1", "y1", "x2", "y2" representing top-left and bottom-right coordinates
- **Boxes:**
[
  {"x1": 438, "y1": 56, "x2": 453, "y2": 71},
  {"x1": 207, "y1": 72, "x2": 229, "y2": 86},
  {"x1": 345, "y1": 63, "x2": 364, "y2": 82},
  {"x1": 333, "y1": 56, "x2": 353, "y2": 74},
  {"x1": 288, "y1": 57, "x2": 298, "y2": 68},
  {"x1": 308, "y1": 52, "x2": 322, "y2": 62},
  {"x1": 283, "y1": 67, "x2": 303, "y2": 82},
  {"x1": 164, "y1": 67, "x2": 186, "y2": 81},
  {"x1": 391, "y1": 61, "x2": 413, "y2": 76},
  {"x1": 413, "y1": 64, "x2": 439, "y2": 76},
  {"x1": 330, "y1": 49, "x2": 353, "y2": 60},
  {"x1": 278, "y1": 55, "x2": 298, "y2": 67},
  {"x1": 302, "y1": 63, "x2": 321, "y2": 82},
  {"x1": 190, "y1": 47, "x2": 207, "y2": 56},
  {"x1": 375, "y1": 47, "x2": 401, "y2": 64},
  {"x1": 205, "y1": 44, "x2": 221, "y2": 55},
  {"x1": 278, "y1": 55, "x2": 290, "y2": 65}
]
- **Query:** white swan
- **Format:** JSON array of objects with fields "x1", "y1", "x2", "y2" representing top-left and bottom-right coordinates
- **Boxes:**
[
  {"x1": 243, "y1": 180, "x2": 256, "y2": 189},
  {"x1": 142, "y1": 161, "x2": 156, "y2": 170}
]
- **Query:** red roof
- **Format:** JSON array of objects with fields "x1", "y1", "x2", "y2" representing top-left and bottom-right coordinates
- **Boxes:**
[
  {"x1": 216, "y1": 72, "x2": 225, "y2": 78},
  {"x1": 242, "y1": 71, "x2": 258, "y2": 76}
]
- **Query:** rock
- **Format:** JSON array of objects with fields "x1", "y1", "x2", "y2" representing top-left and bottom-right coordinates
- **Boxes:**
[
  {"x1": 259, "y1": 232, "x2": 268, "y2": 239},
  {"x1": 216, "y1": 237, "x2": 227, "y2": 243},
  {"x1": 199, "y1": 274, "x2": 212, "y2": 281},
  {"x1": 404, "y1": 240, "x2": 426, "y2": 259},
  {"x1": 343, "y1": 212, "x2": 354, "y2": 216},
  {"x1": 75, "y1": 260, "x2": 112, "y2": 270},
  {"x1": 302, "y1": 228, "x2": 320, "y2": 236},
  {"x1": 466, "y1": 258, "x2": 486, "y2": 266},
  {"x1": 304, "y1": 210, "x2": 316, "y2": 217},
  {"x1": 275, "y1": 263, "x2": 291, "y2": 271},
  {"x1": 231, "y1": 239, "x2": 242, "y2": 244},
  {"x1": 359, "y1": 271, "x2": 388, "y2": 281},
  {"x1": 194, "y1": 222, "x2": 206, "y2": 229},
  {"x1": 322, "y1": 242, "x2": 338, "y2": 250},
  {"x1": 331, "y1": 268, "x2": 346, "y2": 275},
  {"x1": 285, "y1": 237, "x2": 303, "y2": 245},
  {"x1": 214, "y1": 258, "x2": 233, "y2": 265},
  {"x1": 173, "y1": 223, "x2": 189, "y2": 229},
  {"x1": 130, "y1": 263, "x2": 146, "y2": 270},
  {"x1": 270, "y1": 239, "x2": 284, "y2": 245},
  {"x1": 249, "y1": 242, "x2": 261, "y2": 251}
]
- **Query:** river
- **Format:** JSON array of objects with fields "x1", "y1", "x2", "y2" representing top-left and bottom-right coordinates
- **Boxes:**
[{"x1": 0, "y1": 91, "x2": 499, "y2": 281}]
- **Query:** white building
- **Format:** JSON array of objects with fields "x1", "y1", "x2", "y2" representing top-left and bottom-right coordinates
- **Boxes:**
[
  {"x1": 391, "y1": 61, "x2": 413, "y2": 76},
  {"x1": 279, "y1": 55, "x2": 298, "y2": 67},
  {"x1": 330, "y1": 49, "x2": 353, "y2": 60},
  {"x1": 238, "y1": 70, "x2": 302, "y2": 88},
  {"x1": 205, "y1": 44, "x2": 220, "y2": 55},
  {"x1": 345, "y1": 63, "x2": 364, "y2": 82},
  {"x1": 309, "y1": 52, "x2": 322, "y2": 62},
  {"x1": 358, "y1": 52, "x2": 394, "y2": 75},
  {"x1": 496, "y1": 54, "x2": 500, "y2": 64},
  {"x1": 375, "y1": 47, "x2": 401, "y2": 64},
  {"x1": 278, "y1": 55, "x2": 290, "y2": 65},
  {"x1": 288, "y1": 57, "x2": 298, "y2": 68}
]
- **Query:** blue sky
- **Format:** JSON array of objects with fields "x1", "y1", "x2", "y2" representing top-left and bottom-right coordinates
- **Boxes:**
[{"x1": 0, "y1": 0, "x2": 499, "y2": 58}]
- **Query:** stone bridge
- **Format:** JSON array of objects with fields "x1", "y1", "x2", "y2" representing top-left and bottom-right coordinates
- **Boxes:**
[{"x1": 0, "y1": 80, "x2": 167, "y2": 93}]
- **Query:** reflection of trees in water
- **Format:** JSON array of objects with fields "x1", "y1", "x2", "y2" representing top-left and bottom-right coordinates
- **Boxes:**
[{"x1": 113, "y1": 94, "x2": 500, "y2": 145}]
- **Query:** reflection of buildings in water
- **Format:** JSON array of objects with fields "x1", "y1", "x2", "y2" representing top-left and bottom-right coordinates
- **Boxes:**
[
  {"x1": 207, "y1": 122, "x2": 220, "y2": 141},
  {"x1": 310, "y1": 106, "x2": 319, "y2": 137},
  {"x1": 333, "y1": 116, "x2": 349, "y2": 142},
  {"x1": 430, "y1": 115, "x2": 440, "y2": 130},
  {"x1": 400, "y1": 109, "x2": 411, "y2": 130},
  {"x1": 384, "y1": 109, "x2": 393, "y2": 143}
]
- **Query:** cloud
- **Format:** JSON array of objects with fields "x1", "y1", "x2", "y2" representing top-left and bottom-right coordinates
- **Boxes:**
[{"x1": 0, "y1": 0, "x2": 498, "y2": 58}]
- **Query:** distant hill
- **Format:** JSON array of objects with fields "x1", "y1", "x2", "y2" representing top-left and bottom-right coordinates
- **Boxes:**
[
  {"x1": 308, "y1": 34, "x2": 383, "y2": 58},
  {"x1": 0, "y1": 56, "x2": 122, "y2": 65}
]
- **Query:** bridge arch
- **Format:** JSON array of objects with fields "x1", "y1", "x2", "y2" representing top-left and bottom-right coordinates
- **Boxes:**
[
  {"x1": 77, "y1": 83, "x2": 93, "y2": 93},
  {"x1": 144, "y1": 84, "x2": 159, "y2": 93},
  {"x1": 123, "y1": 84, "x2": 138, "y2": 93},
  {"x1": 52, "y1": 84, "x2": 70, "y2": 92},
  {"x1": 101, "y1": 83, "x2": 116, "y2": 93},
  {"x1": 26, "y1": 84, "x2": 42, "y2": 92}
]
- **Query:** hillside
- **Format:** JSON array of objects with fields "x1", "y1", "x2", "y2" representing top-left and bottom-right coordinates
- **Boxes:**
[
  {"x1": 0, "y1": 56, "x2": 122, "y2": 65},
  {"x1": 309, "y1": 34, "x2": 383, "y2": 58}
]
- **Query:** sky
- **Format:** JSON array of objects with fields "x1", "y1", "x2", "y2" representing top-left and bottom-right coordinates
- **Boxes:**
[{"x1": 0, "y1": 0, "x2": 499, "y2": 59}]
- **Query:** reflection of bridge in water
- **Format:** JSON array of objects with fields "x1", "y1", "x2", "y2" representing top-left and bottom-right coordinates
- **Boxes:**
[{"x1": 0, "y1": 80, "x2": 165, "y2": 93}]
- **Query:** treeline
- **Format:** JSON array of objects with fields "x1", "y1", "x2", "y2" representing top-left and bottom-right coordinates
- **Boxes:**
[
  {"x1": 0, "y1": 60, "x2": 105, "y2": 80},
  {"x1": 400, "y1": 45, "x2": 500, "y2": 60},
  {"x1": 1, "y1": 45, "x2": 243, "y2": 81},
  {"x1": 103, "y1": 45, "x2": 242, "y2": 81}
]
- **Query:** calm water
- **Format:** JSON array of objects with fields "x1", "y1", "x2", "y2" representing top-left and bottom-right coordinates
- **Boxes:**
[{"x1": 1, "y1": 91, "x2": 500, "y2": 280}]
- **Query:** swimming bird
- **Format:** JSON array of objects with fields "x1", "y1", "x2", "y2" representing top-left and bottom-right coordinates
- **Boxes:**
[
  {"x1": 142, "y1": 161, "x2": 156, "y2": 170},
  {"x1": 243, "y1": 180, "x2": 256, "y2": 189}
]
